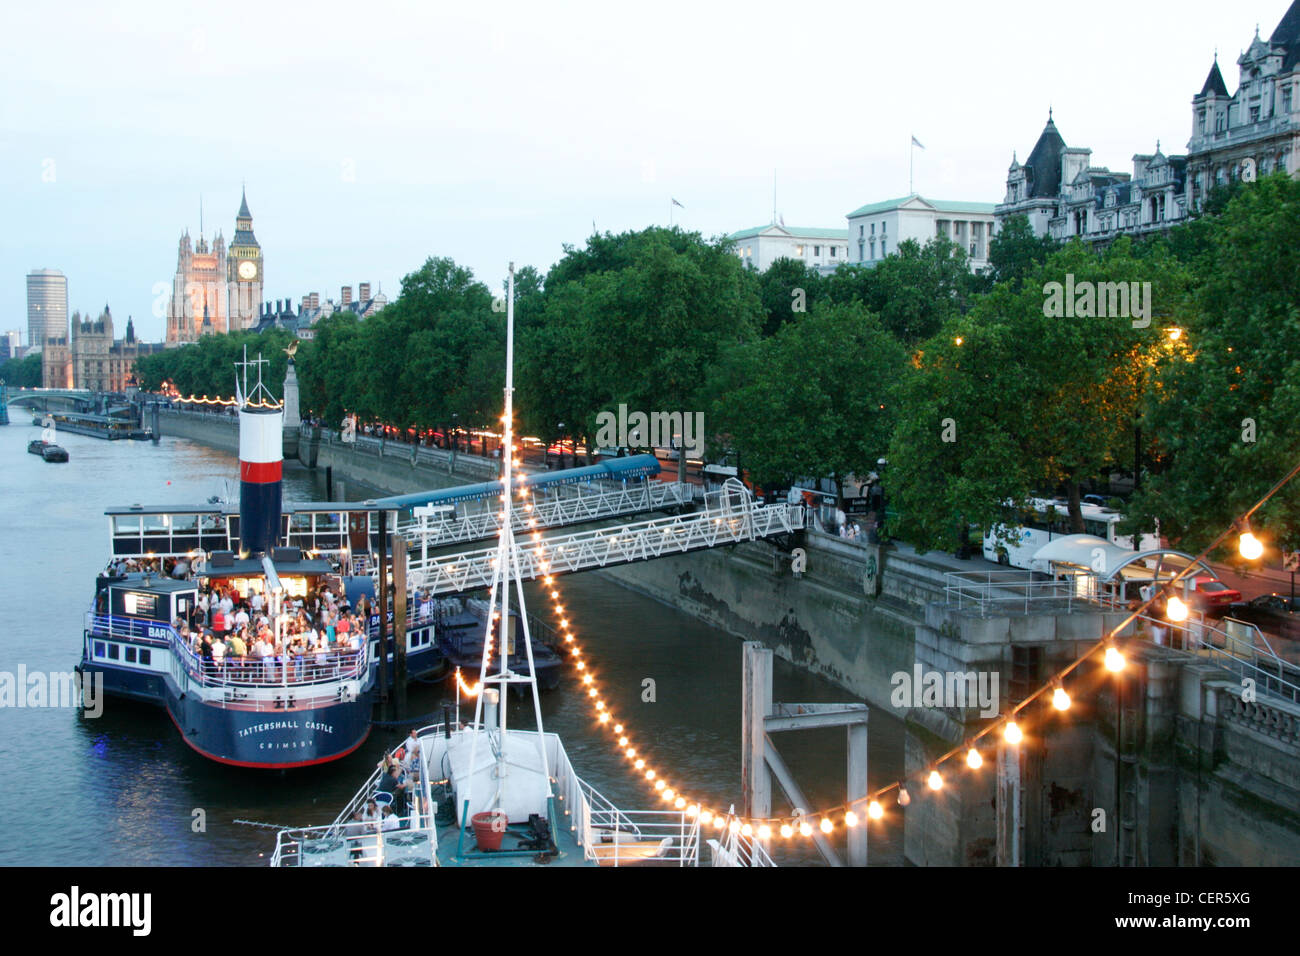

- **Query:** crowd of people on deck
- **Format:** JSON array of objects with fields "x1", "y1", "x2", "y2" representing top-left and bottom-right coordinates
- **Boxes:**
[
  {"x1": 342, "y1": 730, "x2": 424, "y2": 854},
  {"x1": 175, "y1": 581, "x2": 371, "y2": 684}
]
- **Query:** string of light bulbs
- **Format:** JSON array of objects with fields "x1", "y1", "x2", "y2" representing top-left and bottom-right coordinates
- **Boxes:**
[
  {"x1": 174, "y1": 393, "x2": 282, "y2": 410},
  {"x1": 486, "y1": 438, "x2": 1300, "y2": 842}
]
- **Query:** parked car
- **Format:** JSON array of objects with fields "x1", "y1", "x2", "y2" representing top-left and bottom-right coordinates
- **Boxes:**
[
  {"x1": 1191, "y1": 577, "x2": 1243, "y2": 616},
  {"x1": 1226, "y1": 593, "x2": 1300, "y2": 639}
]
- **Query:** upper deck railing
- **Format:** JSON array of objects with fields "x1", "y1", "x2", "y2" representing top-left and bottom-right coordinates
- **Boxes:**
[{"x1": 86, "y1": 613, "x2": 369, "y2": 691}]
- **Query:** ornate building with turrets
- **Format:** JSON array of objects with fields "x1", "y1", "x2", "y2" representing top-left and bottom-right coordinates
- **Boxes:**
[
  {"x1": 165, "y1": 189, "x2": 263, "y2": 346},
  {"x1": 1187, "y1": 1, "x2": 1300, "y2": 205},
  {"x1": 995, "y1": 112, "x2": 1189, "y2": 244}
]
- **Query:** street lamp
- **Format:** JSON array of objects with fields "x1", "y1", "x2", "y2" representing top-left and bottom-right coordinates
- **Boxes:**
[
  {"x1": 557, "y1": 422, "x2": 566, "y2": 469},
  {"x1": 449, "y1": 412, "x2": 459, "y2": 475}
]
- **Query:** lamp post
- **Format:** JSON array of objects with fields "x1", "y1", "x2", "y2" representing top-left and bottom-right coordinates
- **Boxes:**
[
  {"x1": 557, "y1": 422, "x2": 565, "y2": 469},
  {"x1": 449, "y1": 412, "x2": 458, "y2": 475}
]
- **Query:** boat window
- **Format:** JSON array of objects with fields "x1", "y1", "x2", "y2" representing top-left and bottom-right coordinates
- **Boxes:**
[
  {"x1": 107, "y1": 644, "x2": 120, "y2": 660},
  {"x1": 143, "y1": 514, "x2": 170, "y2": 535},
  {"x1": 316, "y1": 512, "x2": 341, "y2": 532},
  {"x1": 94, "y1": 641, "x2": 106, "y2": 658},
  {"x1": 171, "y1": 514, "x2": 199, "y2": 533},
  {"x1": 139, "y1": 649, "x2": 151, "y2": 666},
  {"x1": 125, "y1": 647, "x2": 137, "y2": 663},
  {"x1": 290, "y1": 512, "x2": 313, "y2": 533},
  {"x1": 201, "y1": 514, "x2": 224, "y2": 532},
  {"x1": 114, "y1": 516, "x2": 141, "y2": 535},
  {"x1": 1084, "y1": 519, "x2": 1108, "y2": 538}
]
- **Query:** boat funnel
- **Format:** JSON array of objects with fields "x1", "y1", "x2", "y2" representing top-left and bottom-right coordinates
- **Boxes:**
[{"x1": 239, "y1": 405, "x2": 283, "y2": 556}]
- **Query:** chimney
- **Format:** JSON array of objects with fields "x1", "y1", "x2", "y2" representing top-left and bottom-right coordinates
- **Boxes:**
[
  {"x1": 341, "y1": 285, "x2": 353, "y2": 306},
  {"x1": 310, "y1": 292, "x2": 319, "y2": 309},
  {"x1": 359, "y1": 282, "x2": 371, "y2": 301}
]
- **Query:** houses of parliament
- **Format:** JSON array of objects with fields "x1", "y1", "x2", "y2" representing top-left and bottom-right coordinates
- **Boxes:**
[{"x1": 165, "y1": 189, "x2": 263, "y2": 346}]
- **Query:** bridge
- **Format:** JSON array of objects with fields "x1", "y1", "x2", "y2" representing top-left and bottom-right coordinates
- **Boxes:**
[
  {"x1": 394, "y1": 480, "x2": 804, "y2": 597},
  {"x1": 398, "y1": 475, "x2": 695, "y2": 551},
  {"x1": 5, "y1": 387, "x2": 97, "y2": 413}
]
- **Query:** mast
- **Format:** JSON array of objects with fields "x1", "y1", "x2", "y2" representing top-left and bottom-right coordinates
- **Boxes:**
[{"x1": 464, "y1": 263, "x2": 553, "y2": 821}]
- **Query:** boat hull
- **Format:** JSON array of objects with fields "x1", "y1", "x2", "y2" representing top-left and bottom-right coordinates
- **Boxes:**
[{"x1": 163, "y1": 686, "x2": 373, "y2": 769}]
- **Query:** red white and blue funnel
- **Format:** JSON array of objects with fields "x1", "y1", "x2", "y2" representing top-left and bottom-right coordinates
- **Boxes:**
[{"x1": 239, "y1": 404, "x2": 283, "y2": 556}]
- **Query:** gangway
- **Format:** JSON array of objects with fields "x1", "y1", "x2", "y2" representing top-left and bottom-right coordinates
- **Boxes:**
[
  {"x1": 399, "y1": 478, "x2": 694, "y2": 551},
  {"x1": 393, "y1": 479, "x2": 803, "y2": 597}
]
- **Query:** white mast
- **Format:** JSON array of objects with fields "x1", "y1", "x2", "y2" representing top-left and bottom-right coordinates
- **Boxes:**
[{"x1": 464, "y1": 263, "x2": 553, "y2": 820}]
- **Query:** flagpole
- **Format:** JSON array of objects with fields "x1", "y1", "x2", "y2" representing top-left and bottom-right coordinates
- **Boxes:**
[{"x1": 910, "y1": 138, "x2": 914, "y2": 196}]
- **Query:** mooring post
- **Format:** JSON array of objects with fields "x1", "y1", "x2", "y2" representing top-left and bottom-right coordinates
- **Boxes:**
[
  {"x1": 741, "y1": 642, "x2": 773, "y2": 840},
  {"x1": 997, "y1": 741, "x2": 1021, "y2": 866},
  {"x1": 847, "y1": 722, "x2": 868, "y2": 866}
]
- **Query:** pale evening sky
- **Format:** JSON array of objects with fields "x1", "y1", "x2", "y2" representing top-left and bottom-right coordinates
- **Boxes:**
[{"x1": 1, "y1": 0, "x2": 1284, "y2": 343}]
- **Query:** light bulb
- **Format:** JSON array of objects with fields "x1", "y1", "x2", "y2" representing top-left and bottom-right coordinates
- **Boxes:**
[
  {"x1": 699, "y1": 810, "x2": 712, "y2": 824},
  {"x1": 845, "y1": 811, "x2": 859, "y2": 827},
  {"x1": 1104, "y1": 646, "x2": 1126, "y2": 673},
  {"x1": 1004, "y1": 721, "x2": 1023, "y2": 745},
  {"x1": 798, "y1": 821, "x2": 813, "y2": 837},
  {"x1": 728, "y1": 819, "x2": 740, "y2": 834},
  {"x1": 820, "y1": 818, "x2": 833, "y2": 834},
  {"x1": 757, "y1": 824, "x2": 771, "y2": 840},
  {"x1": 927, "y1": 770, "x2": 943, "y2": 791},
  {"x1": 966, "y1": 748, "x2": 983, "y2": 769},
  {"x1": 868, "y1": 801, "x2": 883, "y2": 820},
  {"x1": 898, "y1": 787, "x2": 911, "y2": 807},
  {"x1": 1166, "y1": 595, "x2": 1189, "y2": 623},
  {"x1": 780, "y1": 824, "x2": 793, "y2": 839},
  {"x1": 1052, "y1": 687, "x2": 1071, "y2": 711},
  {"x1": 1240, "y1": 531, "x2": 1264, "y2": 561},
  {"x1": 741, "y1": 823, "x2": 753, "y2": 837},
  {"x1": 714, "y1": 817, "x2": 726, "y2": 831}
]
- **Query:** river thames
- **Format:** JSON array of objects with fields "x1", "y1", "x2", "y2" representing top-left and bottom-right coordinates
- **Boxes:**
[{"x1": 0, "y1": 419, "x2": 904, "y2": 866}]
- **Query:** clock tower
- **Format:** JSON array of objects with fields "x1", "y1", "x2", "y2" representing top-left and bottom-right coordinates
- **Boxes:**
[{"x1": 226, "y1": 187, "x2": 263, "y2": 331}]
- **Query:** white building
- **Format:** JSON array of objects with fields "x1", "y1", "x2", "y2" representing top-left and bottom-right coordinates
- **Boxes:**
[
  {"x1": 728, "y1": 224, "x2": 850, "y2": 272},
  {"x1": 845, "y1": 195, "x2": 998, "y2": 270},
  {"x1": 26, "y1": 268, "x2": 67, "y2": 353}
]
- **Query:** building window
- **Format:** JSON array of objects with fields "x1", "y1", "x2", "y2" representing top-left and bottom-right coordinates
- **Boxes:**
[
  {"x1": 814, "y1": 245, "x2": 821, "y2": 256},
  {"x1": 881, "y1": 240, "x2": 887, "y2": 256},
  {"x1": 830, "y1": 246, "x2": 837, "y2": 257},
  {"x1": 869, "y1": 241, "x2": 875, "y2": 259},
  {"x1": 882, "y1": 221, "x2": 887, "y2": 234},
  {"x1": 871, "y1": 223, "x2": 876, "y2": 235},
  {"x1": 1250, "y1": 106, "x2": 1261, "y2": 123},
  {"x1": 1198, "y1": 109, "x2": 1206, "y2": 132},
  {"x1": 859, "y1": 225, "x2": 864, "y2": 238},
  {"x1": 858, "y1": 241, "x2": 865, "y2": 261},
  {"x1": 1216, "y1": 112, "x2": 1225, "y2": 132},
  {"x1": 794, "y1": 245, "x2": 804, "y2": 256},
  {"x1": 1284, "y1": 85, "x2": 1293, "y2": 114}
]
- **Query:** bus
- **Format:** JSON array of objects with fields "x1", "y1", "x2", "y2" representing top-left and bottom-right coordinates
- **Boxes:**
[{"x1": 982, "y1": 497, "x2": 1160, "y2": 572}]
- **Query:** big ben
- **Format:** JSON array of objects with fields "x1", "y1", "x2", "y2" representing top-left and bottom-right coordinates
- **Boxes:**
[{"x1": 226, "y1": 187, "x2": 263, "y2": 330}]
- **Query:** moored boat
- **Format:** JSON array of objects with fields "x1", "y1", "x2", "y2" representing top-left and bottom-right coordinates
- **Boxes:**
[{"x1": 42, "y1": 443, "x2": 69, "y2": 462}]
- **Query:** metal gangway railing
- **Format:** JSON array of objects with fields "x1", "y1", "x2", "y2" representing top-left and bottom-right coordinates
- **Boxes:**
[
  {"x1": 396, "y1": 480, "x2": 803, "y2": 597},
  {"x1": 944, "y1": 570, "x2": 1084, "y2": 617},
  {"x1": 398, "y1": 479, "x2": 695, "y2": 551}
]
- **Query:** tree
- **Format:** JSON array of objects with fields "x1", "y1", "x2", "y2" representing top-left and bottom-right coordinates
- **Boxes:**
[
  {"x1": 1, "y1": 353, "x2": 42, "y2": 388},
  {"x1": 1130, "y1": 174, "x2": 1300, "y2": 549},
  {"x1": 709, "y1": 301, "x2": 906, "y2": 498},
  {"x1": 754, "y1": 257, "x2": 823, "y2": 336},
  {"x1": 523, "y1": 227, "x2": 763, "y2": 453},
  {"x1": 984, "y1": 214, "x2": 1058, "y2": 291},
  {"x1": 887, "y1": 238, "x2": 1191, "y2": 553}
]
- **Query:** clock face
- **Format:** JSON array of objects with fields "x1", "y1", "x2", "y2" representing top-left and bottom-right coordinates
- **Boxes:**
[{"x1": 238, "y1": 260, "x2": 258, "y2": 281}]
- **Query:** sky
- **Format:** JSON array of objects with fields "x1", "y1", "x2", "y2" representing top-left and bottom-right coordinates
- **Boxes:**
[{"x1": 1, "y1": 0, "x2": 1287, "y2": 344}]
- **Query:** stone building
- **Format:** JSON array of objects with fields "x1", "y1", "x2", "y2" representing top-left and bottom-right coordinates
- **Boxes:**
[
  {"x1": 165, "y1": 189, "x2": 264, "y2": 345},
  {"x1": 1186, "y1": 1, "x2": 1300, "y2": 204}
]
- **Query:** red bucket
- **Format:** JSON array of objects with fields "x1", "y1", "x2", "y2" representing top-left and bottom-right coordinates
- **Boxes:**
[{"x1": 471, "y1": 811, "x2": 509, "y2": 851}]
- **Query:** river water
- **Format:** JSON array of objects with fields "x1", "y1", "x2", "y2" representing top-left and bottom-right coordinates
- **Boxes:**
[{"x1": 0, "y1": 420, "x2": 903, "y2": 866}]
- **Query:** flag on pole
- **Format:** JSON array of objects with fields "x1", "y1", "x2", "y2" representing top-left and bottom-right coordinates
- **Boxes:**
[
  {"x1": 911, "y1": 136, "x2": 925, "y2": 150},
  {"x1": 671, "y1": 198, "x2": 684, "y2": 208}
]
